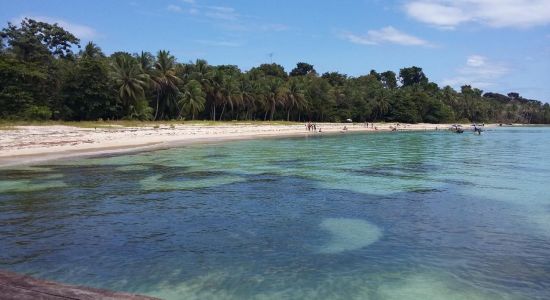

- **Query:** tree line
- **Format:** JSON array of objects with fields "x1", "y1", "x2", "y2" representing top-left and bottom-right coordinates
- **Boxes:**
[{"x1": 1, "y1": 18, "x2": 549, "y2": 123}]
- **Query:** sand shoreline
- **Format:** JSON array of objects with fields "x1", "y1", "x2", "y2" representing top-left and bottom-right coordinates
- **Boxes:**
[{"x1": 0, "y1": 122, "x2": 489, "y2": 167}]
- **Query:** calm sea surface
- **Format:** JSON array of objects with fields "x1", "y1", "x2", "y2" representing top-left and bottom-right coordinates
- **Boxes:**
[{"x1": 1, "y1": 127, "x2": 550, "y2": 299}]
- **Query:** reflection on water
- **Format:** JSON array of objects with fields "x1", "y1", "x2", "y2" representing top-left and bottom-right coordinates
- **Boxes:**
[{"x1": 1, "y1": 128, "x2": 550, "y2": 299}]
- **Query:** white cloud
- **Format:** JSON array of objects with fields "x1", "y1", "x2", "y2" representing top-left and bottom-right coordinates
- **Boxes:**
[
  {"x1": 466, "y1": 55, "x2": 486, "y2": 67},
  {"x1": 405, "y1": 2, "x2": 469, "y2": 29},
  {"x1": 171, "y1": 3, "x2": 288, "y2": 33},
  {"x1": 260, "y1": 24, "x2": 289, "y2": 32},
  {"x1": 205, "y1": 6, "x2": 239, "y2": 21},
  {"x1": 341, "y1": 26, "x2": 432, "y2": 46},
  {"x1": 166, "y1": 1, "x2": 198, "y2": 15},
  {"x1": 12, "y1": 15, "x2": 98, "y2": 39},
  {"x1": 167, "y1": 4, "x2": 183, "y2": 12},
  {"x1": 442, "y1": 55, "x2": 509, "y2": 89},
  {"x1": 405, "y1": 0, "x2": 550, "y2": 29}
]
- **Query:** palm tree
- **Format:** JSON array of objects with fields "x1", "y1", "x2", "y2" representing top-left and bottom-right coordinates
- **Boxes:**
[
  {"x1": 283, "y1": 78, "x2": 306, "y2": 121},
  {"x1": 179, "y1": 79, "x2": 205, "y2": 120},
  {"x1": 374, "y1": 90, "x2": 391, "y2": 120},
  {"x1": 207, "y1": 69, "x2": 226, "y2": 120},
  {"x1": 237, "y1": 75, "x2": 256, "y2": 120},
  {"x1": 262, "y1": 78, "x2": 287, "y2": 121},
  {"x1": 191, "y1": 59, "x2": 212, "y2": 83},
  {"x1": 151, "y1": 50, "x2": 181, "y2": 120},
  {"x1": 81, "y1": 42, "x2": 103, "y2": 58},
  {"x1": 110, "y1": 55, "x2": 150, "y2": 117},
  {"x1": 176, "y1": 63, "x2": 193, "y2": 81},
  {"x1": 218, "y1": 76, "x2": 241, "y2": 120},
  {"x1": 136, "y1": 51, "x2": 154, "y2": 74}
]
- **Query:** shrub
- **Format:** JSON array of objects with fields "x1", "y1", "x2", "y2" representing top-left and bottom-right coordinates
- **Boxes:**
[{"x1": 23, "y1": 106, "x2": 52, "y2": 120}]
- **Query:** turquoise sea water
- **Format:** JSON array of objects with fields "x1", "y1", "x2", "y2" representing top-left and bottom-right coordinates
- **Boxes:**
[{"x1": 1, "y1": 127, "x2": 550, "y2": 299}]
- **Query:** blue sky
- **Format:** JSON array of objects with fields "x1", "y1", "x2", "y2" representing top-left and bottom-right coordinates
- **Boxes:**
[{"x1": 1, "y1": 0, "x2": 549, "y2": 101}]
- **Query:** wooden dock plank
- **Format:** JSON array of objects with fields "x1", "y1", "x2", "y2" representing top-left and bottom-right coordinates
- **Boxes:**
[{"x1": 0, "y1": 270, "x2": 160, "y2": 300}]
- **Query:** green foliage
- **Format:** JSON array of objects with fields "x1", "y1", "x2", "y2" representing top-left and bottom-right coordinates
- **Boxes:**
[
  {"x1": 180, "y1": 80, "x2": 206, "y2": 120},
  {"x1": 322, "y1": 72, "x2": 347, "y2": 86},
  {"x1": 380, "y1": 71, "x2": 397, "y2": 89},
  {"x1": 249, "y1": 63, "x2": 287, "y2": 80},
  {"x1": 110, "y1": 53, "x2": 150, "y2": 118},
  {"x1": 399, "y1": 66, "x2": 428, "y2": 87},
  {"x1": 1, "y1": 18, "x2": 79, "y2": 62},
  {"x1": 151, "y1": 50, "x2": 181, "y2": 120},
  {"x1": 23, "y1": 105, "x2": 52, "y2": 120},
  {"x1": 1, "y1": 18, "x2": 549, "y2": 124},
  {"x1": 290, "y1": 62, "x2": 316, "y2": 77},
  {"x1": 61, "y1": 43, "x2": 118, "y2": 120},
  {"x1": 0, "y1": 55, "x2": 45, "y2": 117}
]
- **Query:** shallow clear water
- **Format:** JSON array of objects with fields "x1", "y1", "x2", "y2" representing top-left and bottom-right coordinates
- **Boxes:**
[{"x1": 1, "y1": 127, "x2": 550, "y2": 299}]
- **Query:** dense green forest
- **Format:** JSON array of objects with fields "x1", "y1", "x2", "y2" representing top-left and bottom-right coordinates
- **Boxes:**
[{"x1": 1, "y1": 19, "x2": 549, "y2": 123}]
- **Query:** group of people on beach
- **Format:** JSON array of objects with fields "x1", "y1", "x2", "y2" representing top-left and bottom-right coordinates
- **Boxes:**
[
  {"x1": 306, "y1": 122, "x2": 321, "y2": 133},
  {"x1": 304, "y1": 121, "x2": 387, "y2": 133},
  {"x1": 363, "y1": 122, "x2": 375, "y2": 129}
]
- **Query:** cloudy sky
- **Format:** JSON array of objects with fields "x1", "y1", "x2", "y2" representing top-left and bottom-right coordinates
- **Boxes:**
[{"x1": 2, "y1": 0, "x2": 549, "y2": 101}]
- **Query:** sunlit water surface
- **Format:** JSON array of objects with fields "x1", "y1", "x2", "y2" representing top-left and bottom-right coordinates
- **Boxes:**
[{"x1": 1, "y1": 127, "x2": 550, "y2": 299}]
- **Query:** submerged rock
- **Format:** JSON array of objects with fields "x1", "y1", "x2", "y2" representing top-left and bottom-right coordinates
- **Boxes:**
[
  {"x1": 0, "y1": 178, "x2": 66, "y2": 193},
  {"x1": 140, "y1": 174, "x2": 245, "y2": 191},
  {"x1": 317, "y1": 218, "x2": 382, "y2": 254}
]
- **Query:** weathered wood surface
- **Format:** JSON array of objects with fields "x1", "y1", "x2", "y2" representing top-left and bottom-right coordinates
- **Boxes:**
[{"x1": 0, "y1": 270, "x2": 160, "y2": 300}]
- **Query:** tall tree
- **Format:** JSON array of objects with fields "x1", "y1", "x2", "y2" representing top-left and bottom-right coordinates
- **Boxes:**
[
  {"x1": 380, "y1": 71, "x2": 397, "y2": 89},
  {"x1": 290, "y1": 62, "x2": 317, "y2": 77},
  {"x1": 249, "y1": 63, "x2": 287, "y2": 79},
  {"x1": 0, "y1": 18, "x2": 81, "y2": 119},
  {"x1": 180, "y1": 79, "x2": 205, "y2": 120},
  {"x1": 151, "y1": 50, "x2": 181, "y2": 120},
  {"x1": 110, "y1": 54, "x2": 151, "y2": 119},
  {"x1": 81, "y1": 42, "x2": 103, "y2": 59},
  {"x1": 283, "y1": 77, "x2": 306, "y2": 121},
  {"x1": 217, "y1": 75, "x2": 241, "y2": 121},
  {"x1": 62, "y1": 43, "x2": 117, "y2": 120},
  {"x1": 1, "y1": 18, "x2": 79, "y2": 62},
  {"x1": 261, "y1": 77, "x2": 287, "y2": 120},
  {"x1": 399, "y1": 66, "x2": 428, "y2": 87}
]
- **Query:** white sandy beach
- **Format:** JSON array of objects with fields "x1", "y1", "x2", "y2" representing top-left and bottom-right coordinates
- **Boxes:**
[{"x1": 0, "y1": 122, "x2": 482, "y2": 167}]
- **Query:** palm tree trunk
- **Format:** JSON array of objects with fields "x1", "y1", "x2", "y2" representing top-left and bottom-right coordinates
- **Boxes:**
[
  {"x1": 219, "y1": 103, "x2": 226, "y2": 121},
  {"x1": 154, "y1": 92, "x2": 160, "y2": 121},
  {"x1": 177, "y1": 104, "x2": 184, "y2": 119},
  {"x1": 270, "y1": 102, "x2": 275, "y2": 120}
]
